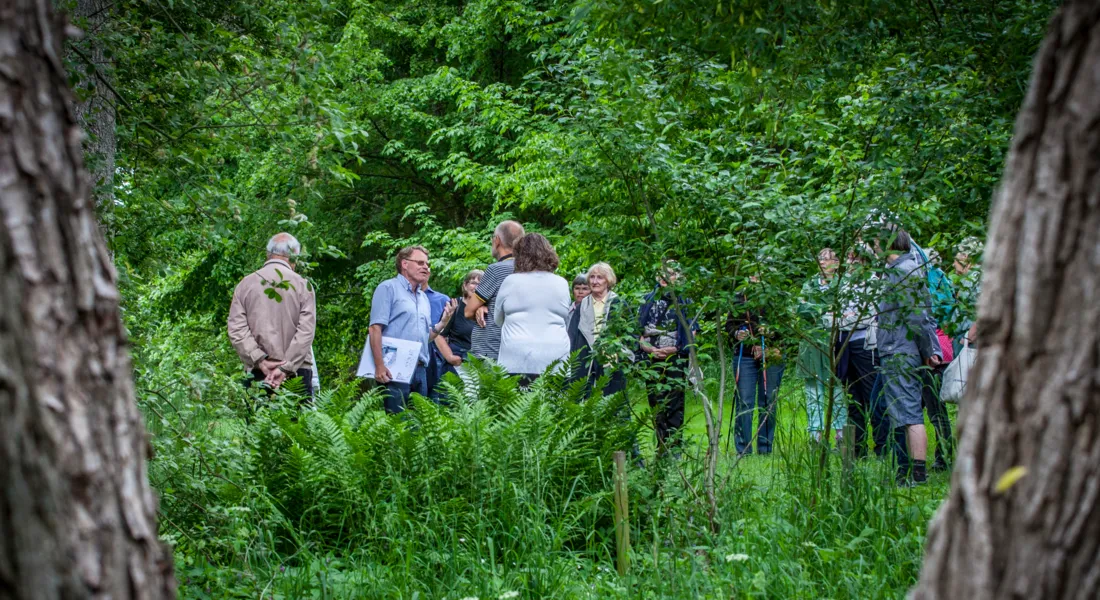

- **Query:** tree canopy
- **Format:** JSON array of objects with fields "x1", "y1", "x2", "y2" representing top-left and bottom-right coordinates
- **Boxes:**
[{"x1": 83, "y1": 0, "x2": 1051, "y2": 376}]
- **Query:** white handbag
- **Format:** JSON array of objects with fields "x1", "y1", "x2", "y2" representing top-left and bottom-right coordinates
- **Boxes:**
[{"x1": 941, "y1": 339, "x2": 976, "y2": 404}]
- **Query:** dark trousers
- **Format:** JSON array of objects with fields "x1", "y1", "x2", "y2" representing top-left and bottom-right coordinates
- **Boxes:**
[
  {"x1": 384, "y1": 364, "x2": 428, "y2": 414},
  {"x1": 732, "y1": 353, "x2": 786, "y2": 455},
  {"x1": 431, "y1": 345, "x2": 469, "y2": 403},
  {"x1": 426, "y1": 346, "x2": 445, "y2": 398},
  {"x1": 840, "y1": 337, "x2": 889, "y2": 457},
  {"x1": 582, "y1": 360, "x2": 627, "y2": 398},
  {"x1": 920, "y1": 365, "x2": 953, "y2": 465},
  {"x1": 247, "y1": 368, "x2": 314, "y2": 400},
  {"x1": 647, "y1": 357, "x2": 687, "y2": 452}
]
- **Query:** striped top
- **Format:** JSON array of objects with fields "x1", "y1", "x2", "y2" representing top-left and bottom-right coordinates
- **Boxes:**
[{"x1": 470, "y1": 256, "x2": 514, "y2": 360}]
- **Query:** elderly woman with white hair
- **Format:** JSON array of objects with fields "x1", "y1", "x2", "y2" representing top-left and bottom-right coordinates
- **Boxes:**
[{"x1": 566, "y1": 262, "x2": 629, "y2": 397}]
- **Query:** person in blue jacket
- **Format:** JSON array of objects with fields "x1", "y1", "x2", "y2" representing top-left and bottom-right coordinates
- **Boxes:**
[{"x1": 637, "y1": 261, "x2": 697, "y2": 454}]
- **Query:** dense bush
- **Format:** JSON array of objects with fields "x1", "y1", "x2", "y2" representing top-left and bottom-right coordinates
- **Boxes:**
[
  {"x1": 253, "y1": 363, "x2": 635, "y2": 550},
  {"x1": 143, "y1": 356, "x2": 946, "y2": 598},
  {"x1": 94, "y1": 1, "x2": 1056, "y2": 596}
]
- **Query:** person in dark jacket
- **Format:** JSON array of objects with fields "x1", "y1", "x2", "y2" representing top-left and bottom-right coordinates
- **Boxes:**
[
  {"x1": 872, "y1": 224, "x2": 943, "y2": 486},
  {"x1": 422, "y1": 278, "x2": 451, "y2": 398},
  {"x1": 638, "y1": 261, "x2": 696, "y2": 454},
  {"x1": 571, "y1": 274, "x2": 590, "y2": 309},
  {"x1": 566, "y1": 262, "x2": 629, "y2": 397},
  {"x1": 726, "y1": 279, "x2": 786, "y2": 456}
]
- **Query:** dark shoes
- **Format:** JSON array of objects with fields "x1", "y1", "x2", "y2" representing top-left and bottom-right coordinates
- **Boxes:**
[
  {"x1": 897, "y1": 462, "x2": 928, "y2": 488},
  {"x1": 930, "y1": 459, "x2": 950, "y2": 472}
]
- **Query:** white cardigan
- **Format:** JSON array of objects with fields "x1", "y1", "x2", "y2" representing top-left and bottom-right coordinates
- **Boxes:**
[{"x1": 493, "y1": 272, "x2": 572, "y2": 375}]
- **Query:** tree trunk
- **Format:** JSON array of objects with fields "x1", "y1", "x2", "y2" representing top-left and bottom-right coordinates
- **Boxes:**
[
  {"x1": 912, "y1": 2, "x2": 1100, "y2": 599},
  {"x1": 0, "y1": 1, "x2": 175, "y2": 598},
  {"x1": 70, "y1": 0, "x2": 116, "y2": 222}
]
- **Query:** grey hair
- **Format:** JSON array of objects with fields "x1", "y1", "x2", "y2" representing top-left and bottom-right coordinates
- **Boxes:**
[
  {"x1": 493, "y1": 220, "x2": 526, "y2": 250},
  {"x1": 266, "y1": 232, "x2": 301, "y2": 258}
]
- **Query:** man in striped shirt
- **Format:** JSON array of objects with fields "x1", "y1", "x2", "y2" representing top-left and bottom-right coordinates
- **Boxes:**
[{"x1": 464, "y1": 220, "x2": 525, "y2": 361}]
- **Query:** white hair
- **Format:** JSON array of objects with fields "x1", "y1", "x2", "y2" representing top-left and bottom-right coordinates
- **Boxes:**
[
  {"x1": 266, "y1": 232, "x2": 301, "y2": 258},
  {"x1": 586, "y1": 262, "x2": 618, "y2": 289}
]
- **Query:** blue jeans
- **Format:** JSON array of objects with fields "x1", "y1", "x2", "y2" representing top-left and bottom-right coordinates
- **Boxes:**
[
  {"x1": 733, "y1": 353, "x2": 786, "y2": 455},
  {"x1": 384, "y1": 364, "x2": 428, "y2": 414}
]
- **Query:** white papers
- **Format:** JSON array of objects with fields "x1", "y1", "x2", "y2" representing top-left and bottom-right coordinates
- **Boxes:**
[{"x1": 357, "y1": 336, "x2": 422, "y2": 384}]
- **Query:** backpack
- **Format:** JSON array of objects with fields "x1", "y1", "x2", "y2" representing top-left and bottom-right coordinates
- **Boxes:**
[{"x1": 912, "y1": 243, "x2": 957, "y2": 327}]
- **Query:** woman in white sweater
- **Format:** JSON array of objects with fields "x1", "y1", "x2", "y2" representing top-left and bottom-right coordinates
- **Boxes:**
[{"x1": 493, "y1": 233, "x2": 571, "y2": 382}]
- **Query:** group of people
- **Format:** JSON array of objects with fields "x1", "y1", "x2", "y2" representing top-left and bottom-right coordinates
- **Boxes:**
[
  {"x1": 362, "y1": 221, "x2": 695, "y2": 454},
  {"x1": 791, "y1": 227, "x2": 982, "y2": 485},
  {"x1": 227, "y1": 221, "x2": 982, "y2": 482}
]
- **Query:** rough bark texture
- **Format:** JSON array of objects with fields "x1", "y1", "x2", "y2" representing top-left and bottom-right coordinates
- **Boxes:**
[
  {"x1": 0, "y1": 1, "x2": 175, "y2": 598},
  {"x1": 70, "y1": 0, "x2": 116, "y2": 216},
  {"x1": 911, "y1": 2, "x2": 1100, "y2": 599}
]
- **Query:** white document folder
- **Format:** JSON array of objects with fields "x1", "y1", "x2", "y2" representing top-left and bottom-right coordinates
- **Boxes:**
[{"x1": 356, "y1": 336, "x2": 422, "y2": 384}]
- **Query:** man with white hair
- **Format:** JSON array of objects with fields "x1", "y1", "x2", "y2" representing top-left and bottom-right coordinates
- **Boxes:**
[{"x1": 228, "y1": 232, "x2": 317, "y2": 397}]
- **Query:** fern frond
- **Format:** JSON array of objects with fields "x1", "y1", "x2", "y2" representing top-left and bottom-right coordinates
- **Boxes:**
[{"x1": 345, "y1": 387, "x2": 384, "y2": 429}]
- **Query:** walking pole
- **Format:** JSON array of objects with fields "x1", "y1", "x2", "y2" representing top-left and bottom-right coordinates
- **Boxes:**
[
  {"x1": 725, "y1": 340, "x2": 745, "y2": 453},
  {"x1": 761, "y1": 335, "x2": 768, "y2": 399},
  {"x1": 760, "y1": 335, "x2": 770, "y2": 445}
]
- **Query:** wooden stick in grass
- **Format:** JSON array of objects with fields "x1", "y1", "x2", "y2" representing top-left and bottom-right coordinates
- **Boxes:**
[{"x1": 613, "y1": 450, "x2": 631, "y2": 576}]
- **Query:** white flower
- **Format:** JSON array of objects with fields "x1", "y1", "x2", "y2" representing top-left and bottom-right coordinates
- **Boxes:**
[
  {"x1": 725, "y1": 553, "x2": 750, "y2": 562},
  {"x1": 458, "y1": 597, "x2": 479, "y2": 600},
  {"x1": 499, "y1": 592, "x2": 520, "y2": 600}
]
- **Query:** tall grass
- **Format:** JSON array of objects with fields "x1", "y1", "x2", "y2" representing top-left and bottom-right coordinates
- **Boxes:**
[{"x1": 141, "y1": 360, "x2": 948, "y2": 599}]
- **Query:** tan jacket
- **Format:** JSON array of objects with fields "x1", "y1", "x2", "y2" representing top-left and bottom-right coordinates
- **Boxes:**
[{"x1": 227, "y1": 258, "x2": 316, "y2": 372}]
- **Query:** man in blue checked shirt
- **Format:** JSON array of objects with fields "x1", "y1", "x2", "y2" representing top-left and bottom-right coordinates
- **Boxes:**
[{"x1": 369, "y1": 245, "x2": 456, "y2": 414}]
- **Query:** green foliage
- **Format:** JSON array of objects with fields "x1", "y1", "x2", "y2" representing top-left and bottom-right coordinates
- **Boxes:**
[
  {"x1": 144, "y1": 356, "x2": 948, "y2": 598},
  {"x1": 84, "y1": 0, "x2": 1056, "y2": 597},
  {"x1": 147, "y1": 361, "x2": 636, "y2": 596},
  {"x1": 250, "y1": 361, "x2": 635, "y2": 550},
  {"x1": 99, "y1": 0, "x2": 1054, "y2": 383}
]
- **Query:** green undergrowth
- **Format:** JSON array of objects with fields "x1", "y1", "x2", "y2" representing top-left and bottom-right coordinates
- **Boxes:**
[{"x1": 143, "y1": 361, "x2": 948, "y2": 599}]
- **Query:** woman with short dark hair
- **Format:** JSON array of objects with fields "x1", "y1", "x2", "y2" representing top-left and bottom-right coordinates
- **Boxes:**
[
  {"x1": 571, "y1": 274, "x2": 590, "y2": 308},
  {"x1": 493, "y1": 234, "x2": 571, "y2": 381},
  {"x1": 726, "y1": 276, "x2": 787, "y2": 456}
]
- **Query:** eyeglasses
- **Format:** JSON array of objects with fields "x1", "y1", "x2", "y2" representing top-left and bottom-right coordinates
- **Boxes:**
[{"x1": 404, "y1": 258, "x2": 430, "y2": 268}]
